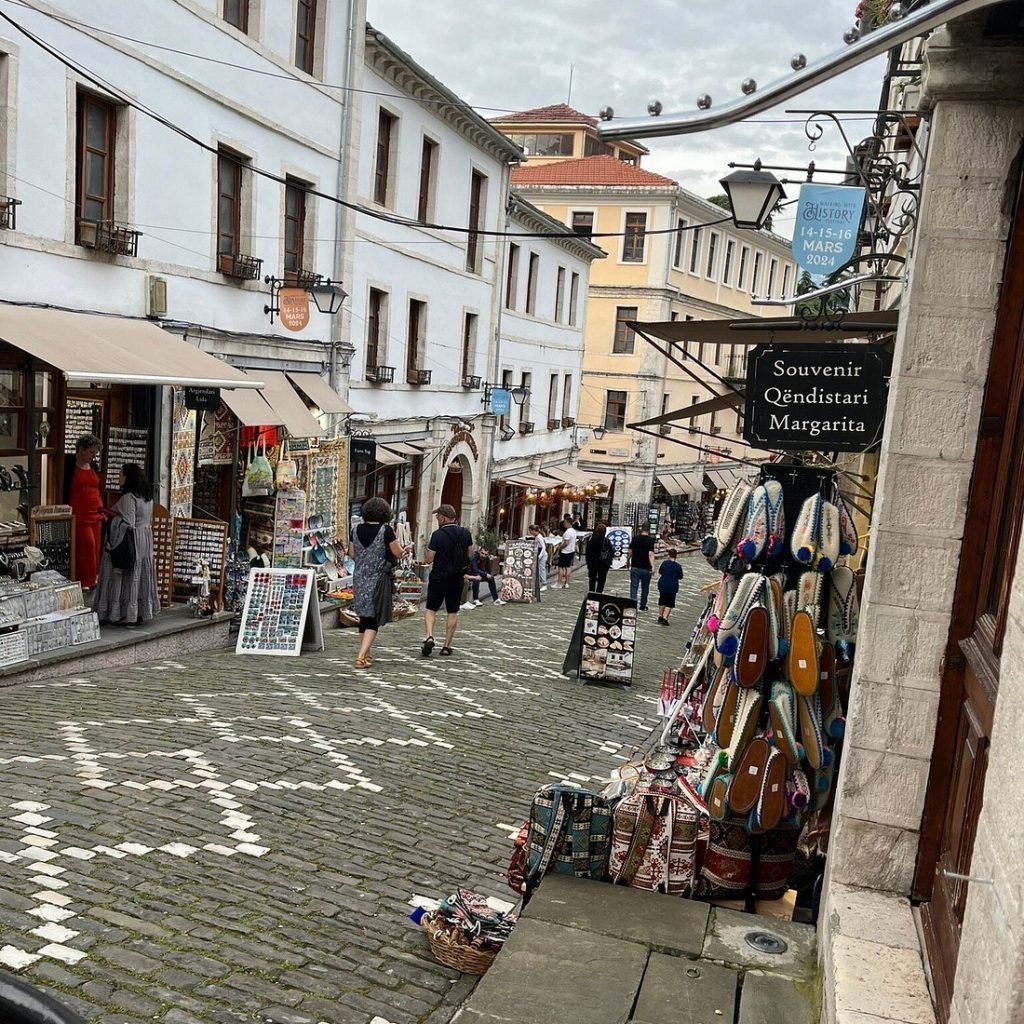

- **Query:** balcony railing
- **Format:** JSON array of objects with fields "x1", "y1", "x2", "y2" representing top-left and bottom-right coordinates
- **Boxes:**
[
  {"x1": 561, "y1": 416, "x2": 575, "y2": 428},
  {"x1": 462, "y1": 374, "x2": 482, "y2": 389},
  {"x1": 723, "y1": 358, "x2": 747, "y2": 381},
  {"x1": 547, "y1": 418, "x2": 561, "y2": 431},
  {"x1": 366, "y1": 365, "x2": 395, "y2": 384},
  {"x1": 0, "y1": 197, "x2": 21, "y2": 230},
  {"x1": 520, "y1": 421, "x2": 535, "y2": 435},
  {"x1": 218, "y1": 252, "x2": 263, "y2": 280},
  {"x1": 407, "y1": 368, "x2": 432, "y2": 386},
  {"x1": 78, "y1": 219, "x2": 142, "y2": 257},
  {"x1": 286, "y1": 268, "x2": 323, "y2": 288},
  {"x1": 659, "y1": 424, "x2": 672, "y2": 436}
]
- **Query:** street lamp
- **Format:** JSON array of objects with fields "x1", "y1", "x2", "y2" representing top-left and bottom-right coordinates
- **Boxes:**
[
  {"x1": 310, "y1": 279, "x2": 348, "y2": 315},
  {"x1": 509, "y1": 385, "x2": 530, "y2": 406},
  {"x1": 719, "y1": 159, "x2": 786, "y2": 230},
  {"x1": 593, "y1": 425, "x2": 607, "y2": 441}
]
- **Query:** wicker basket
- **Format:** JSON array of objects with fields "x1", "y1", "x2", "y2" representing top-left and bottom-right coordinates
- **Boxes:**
[{"x1": 422, "y1": 914, "x2": 499, "y2": 975}]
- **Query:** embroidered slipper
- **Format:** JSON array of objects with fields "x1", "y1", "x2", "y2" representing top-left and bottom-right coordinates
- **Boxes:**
[
  {"x1": 724, "y1": 687, "x2": 762, "y2": 770},
  {"x1": 790, "y1": 493, "x2": 823, "y2": 566},
  {"x1": 716, "y1": 572, "x2": 764, "y2": 657},
  {"x1": 762, "y1": 480, "x2": 786, "y2": 559},
  {"x1": 768, "y1": 679, "x2": 803, "y2": 763},
  {"x1": 787, "y1": 609, "x2": 819, "y2": 696},
  {"x1": 736, "y1": 605, "x2": 769, "y2": 688},
  {"x1": 736, "y1": 484, "x2": 769, "y2": 561},
  {"x1": 834, "y1": 487, "x2": 859, "y2": 556},
  {"x1": 818, "y1": 642, "x2": 845, "y2": 740},
  {"x1": 767, "y1": 578, "x2": 784, "y2": 661},
  {"x1": 787, "y1": 768, "x2": 811, "y2": 811},
  {"x1": 814, "y1": 750, "x2": 836, "y2": 812},
  {"x1": 797, "y1": 692, "x2": 826, "y2": 770},
  {"x1": 707, "y1": 573, "x2": 738, "y2": 636},
  {"x1": 814, "y1": 500, "x2": 841, "y2": 573},
  {"x1": 782, "y1": 588, "x2": 798, "y2": 654},
  {"x1": 827, "y1": 566, "x2": 860, "y2": 645},
  {"x1": 798, "y1": 570, "x2": 824, "y2": 617},
  {"x1": 703, "y1": 481, "x2": 754, "y2": 566},
  {"x1": 713, "y1": 676, "x2": 740, "y2": 748},
  {"x1": 702, "y1": 662, "x2": 730, "y2": 734},
  {"x1": 751, "y1": 747, "x2": 787, "y2": 831},
  {"x1": 707, "y1": 771, "x2": 733, "y2": 820},
  {"x1": 727, "y1": 736, "x2": 772, "y2": 815}
]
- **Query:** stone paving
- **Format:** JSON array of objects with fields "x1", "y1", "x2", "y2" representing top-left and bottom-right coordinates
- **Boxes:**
[{"x1": 0, "y1": 558, "x2": 715, "y2": 1024}]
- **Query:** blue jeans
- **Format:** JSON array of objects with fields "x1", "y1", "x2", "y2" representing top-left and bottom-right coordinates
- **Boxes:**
[{"x1": 629, "y1": 568, "x2": 652, "y2": 609}]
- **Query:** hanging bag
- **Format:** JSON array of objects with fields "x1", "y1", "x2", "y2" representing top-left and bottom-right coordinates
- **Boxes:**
[
  {"x1": 242, "y1": 436, "x2": 274, "y2": 497},
  {"x1": 275, "y1": 437, "x2": 298, "y2": 491},
  {"x1": 104, "y1": 514, "x2": 136, "y2": 573}
]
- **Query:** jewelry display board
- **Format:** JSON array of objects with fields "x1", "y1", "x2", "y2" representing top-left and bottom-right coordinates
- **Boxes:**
[
  {"x1": 104, "y1": 427, "x2": 149, "y2": 490},
  {"x1": 606, "y1": 526, "x2": 633, "y2": 571},
  {"x1": 580, "y1": 594, "x2": 637, "y2": 686},
  {"x1": 272, "y1": 489, "x2": 307, "y2": 568},
  {"x1": 499, "y1": 539, "x2": 539, "y2": 604},
  {"x1": 170, "y1": 517, "x2": 228, "y2": 608},
  {"x1": 30, "y1": 511, "x2": 75, "y2": 580},
  {"x1": 152, "y1": 515, "x2": 174, "y2": 608},
  {"x1": 317, "y1": 438, "x2": 350, "y2": 540},
  {"x1": 64, "y1": 399, "x2": 103, "y2": 455},
  {"x1": 235, "y1": 568, "x2": 323, "y2": 657}
]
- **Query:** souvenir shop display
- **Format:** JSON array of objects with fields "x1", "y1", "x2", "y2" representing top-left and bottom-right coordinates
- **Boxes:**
[
  {"x1": 500, "y1": 539, "x2": 538, "y2": 603},
  {"x1": 579, "y1": 594, "x2": 637, "y2": 685},
  {"x1": 512, "y1": 462, "x2": 860, "y2": 917},
  {"x1": 104, "y1": 427, "x2": 149, "y2": 490},
  {"x1": 234, "y1": 567, "x2": 323, "y2": 656},
  {"x1": 64, "y1": 399, "x2": 103, "y2": 456},
  {"x1": 171, "y1": 518, "x2": 228, "y2": 609},
  {"x1": 418, "y1": 889, "x2": 517, "y2": 975},
  {"x1": 605, "y1": 526, "x2": 632, "y2": 570},
  {"x1": 241, "y1": 436, "x2": 274, "y2": 497},
  {"x1": 0, "y1": 572, "x2": 99, "y2": 667},
  {"x1": 273, "y1": 489, "x2": 307, "y2": 569},
  {"x1": 29, "y1": 508, "x2": 73, "y2": 579},
  {"x1": 152, "y1": 515, "x2": 174, "y2": 608}
]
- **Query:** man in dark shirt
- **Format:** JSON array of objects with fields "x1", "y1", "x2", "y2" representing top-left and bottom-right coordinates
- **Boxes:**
[
  {"x1": 627, "y1": 524, "x2": 656, "y2": 611},
  {"x1": 422, "y1": 503, "x2": 474, "y2": 657}
]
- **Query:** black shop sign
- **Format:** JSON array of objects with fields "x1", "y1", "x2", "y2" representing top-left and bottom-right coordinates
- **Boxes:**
[
  {"x1": 349, "y1": 436, "x2": 377, "y2": 464},
  {"x1": 184, "y1": 387, "x2": 221, "y2": 412},
  {"x1": 744, "y1": 343, "x2": 891, "y2": 452}
]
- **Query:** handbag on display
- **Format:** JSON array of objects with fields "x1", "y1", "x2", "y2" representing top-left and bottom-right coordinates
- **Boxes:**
[
  {"x1": 695, "y1": 815, "x2": 801, "y2": 901},
  {"x1": 242, "y1": 436, "x2": 274, "y2": 497},
  {"x1": 274, "y1": 438, "x2": 298, "y2": 491}
]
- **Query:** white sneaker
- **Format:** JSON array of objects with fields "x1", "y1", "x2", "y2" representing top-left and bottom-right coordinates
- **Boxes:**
[
  {"x1": 541, "y1": 585, "x2": 548, "y2": 592},
  {"x1": 460, "y1": 601, "x2": 476, "y2": 611},
  {"x1": 494, "y1": 599, "x2": 506, "y2": 606},
  {"x1": 473, "y1": 600, "x2": 483, "y2": 607}
]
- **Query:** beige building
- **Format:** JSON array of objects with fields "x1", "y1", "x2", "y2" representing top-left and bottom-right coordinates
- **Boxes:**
[{"x1": 491, "y1": 105, "x2": 796, "y2": 512}]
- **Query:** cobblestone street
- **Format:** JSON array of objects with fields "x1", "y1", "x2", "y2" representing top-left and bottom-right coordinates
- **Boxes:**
[{"x1": 0, "y1": 560, "x2": 714, "y2": 1024}]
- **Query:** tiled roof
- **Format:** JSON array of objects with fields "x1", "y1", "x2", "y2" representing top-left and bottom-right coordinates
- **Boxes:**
[
  {"x1": 511, "y1": 156, "x2": 678, "y2": 187},
  {"x1": 491, "y1": 103, "x2": 598, "y2": 127}
]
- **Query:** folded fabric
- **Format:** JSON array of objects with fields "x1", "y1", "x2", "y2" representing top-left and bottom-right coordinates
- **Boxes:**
[
  {"x1": 827, "y1": 565, "x2": 860, "y2": 645},
  {"x1": 768, "y1": 679, "x2": 802, "y2": 763},
  {"x1": 787, "y1": 609, "x2": 819, "y2": 696},
  {"x1": 834, "y1": 487, "x2": 859, "y2": 556}
]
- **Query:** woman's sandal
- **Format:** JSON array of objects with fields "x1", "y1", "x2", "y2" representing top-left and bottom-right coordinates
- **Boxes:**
[
  {"x1": 354, "y1": 656, "x2": 370, "y2": 669},
  {"x1": 440, "y1": 646, "x2": 453, "y2": 656}
]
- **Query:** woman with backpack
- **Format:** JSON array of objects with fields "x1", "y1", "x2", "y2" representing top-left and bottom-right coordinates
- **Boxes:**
[{"x1": 585, "y1": 521, "x2": 613, "y2": 594}]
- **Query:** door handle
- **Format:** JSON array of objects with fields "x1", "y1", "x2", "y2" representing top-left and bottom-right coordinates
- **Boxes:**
[{"x1": 942, "y1": 869, "x2": 993, "y2": 885}]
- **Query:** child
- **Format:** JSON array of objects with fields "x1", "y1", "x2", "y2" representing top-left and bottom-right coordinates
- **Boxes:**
[{"x1": 656, "y1": 548, "x2": 684, "y2": 625}]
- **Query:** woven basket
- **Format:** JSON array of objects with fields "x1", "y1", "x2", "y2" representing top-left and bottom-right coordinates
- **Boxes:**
[{"x1": 422, "y1": 914, "x2": 498, "y2": 975}]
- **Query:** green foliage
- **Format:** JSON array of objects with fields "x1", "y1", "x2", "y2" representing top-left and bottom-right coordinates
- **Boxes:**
[{"x1": 795, "y1": 269, "x2": 852, "y2": 318}]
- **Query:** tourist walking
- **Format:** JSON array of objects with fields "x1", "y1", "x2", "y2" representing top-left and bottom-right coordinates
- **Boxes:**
[
  {"x1": 93, "y1": 463, "x2": 160, "y2": 627},
  {"x1": 349, "y1": 497, "x2": 406, "y2": 669},
  {"x1": 555, "y1": 515, "x2": 577, "y2": 590},
  {"x1": 422, "y1": 504, "x2": 474, "y2": 657},
  {"x1": 628, "y1": 524, "x2": 656, "y2": 611},
  {"x1": 585, "y1": 522, "x2": 613, "y2": 594},
  {"x1": 656, "y1": 548, "x2": 684, "y2": 625}
]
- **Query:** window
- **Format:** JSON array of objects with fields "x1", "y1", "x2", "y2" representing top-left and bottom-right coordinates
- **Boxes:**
[
  {"x1": 767, "y1": 258, "x2": 778, "y2": 298},
  {"x1": 618, "y1": 151, "x2": 638, "y2": 166},
  {"x1": 554, "y1": 267, "x2": 566, "y2": 322},
  {"x1": 782, "y1": 264, "x2": 792, "y2": 297},
  {"x1": 706, "y1": 231, "x2": 719, "y2": 278},
  {"x1": 571, "y1": 211, "x2": 594, "y2": 239},
  {"x1": 670, "y1": 311, "x2": 679, "y2": 322},
  {"x1": 604, "y1": 390, "x2": 628, "y2": 432},
  {"x1": 75, "y1": 92, "x2": 115, "y2": 236},
  {"x1": 696, "y1": 342, "x2": 705, "y2": 364},
  {"x1": 506, "y1": 244, "x2": 519, "y2": 310},
  {"x1": 562, "y1": 374, "x2": 572, "y2": 419},
  {"x1": 499, "y1": 368, "x2": 513, "y2": 431},
  {"x1": 466, "y1": 170, "x2": 486, "y2": 273},
  {"x1": 673, "y1": 218, "x2": 688, "y2": 268},
  {"x1": 525, "y1": 252, "x2": 539, "y2": 315},
  {"x1": 223, "y1": 0, "x2": 249, "y2": 32},
  {"x1": 284, "y1": 178, "x2": 307, "y2": 279},
  {"x1": 723, "y1": 239, "x2": 736, "y2": 285},
  {"x1": 613, "y1": 306, "x2": 638, "y2": 354},
  {"x1": 366, "y1": 288, "x2": 387, "y2": 372},
  {"x1": 568, "y1": 272, "x2": 580, "y2": 326},
  {"x1": 738, "y1": 245, "x2": 750, "y2": 290},
  {"x1": 216, "y1": 149, "x2": 243, "y2": 258},
  {"x1": 407, "y1": 299, "x2": 426, "y2": 376},
  {"x1": 584, "y1": 135, "x2": 612, "y2": 157},
  {"x1": 520, "y1": 372, "x2": 532, "y2": 427},
  {"x1": 710, "y1": 409, "x2": 719, "y2": 433},
  {"x1": 689, "y1": 227, "x2": 702, "y2": 273},
  {"x1": 417, "y1": 137, "x2": 437, "y2": 223},
  {"x1": 295, "y1": 0, "x2": 317, "y2": 74},
  {"x1": 547, "y1": 373, "x2": 559, "y2": 425},
  {"x1": 622, "y1": 212, "x2": 646, "y2": 262},
  {"x1": 752, "y1": 251, "x2": 764, "y2": 293},
  {"x1": 688, "y1": 394, "x2": 699, "y2": 425},
  {"x1": 461, "y1": 312, "x2": 477, "y2": 380},
  {"x1": 374, "y1": 109, "x2": 396, "y2": 207},
  {"x1": 507, "y1": 133, "x2": 575, "y2": 156}
]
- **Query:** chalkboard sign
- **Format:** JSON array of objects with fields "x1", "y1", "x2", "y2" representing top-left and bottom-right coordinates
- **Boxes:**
[
  {"x1": 105, "y1": 427, "x2": 149, "y2": 489},
  {"x1": 235, "y1": 568, "x2": 323, "y2": 657},
  {"x1": 65, "y1": 399, "x2": 103, "y2": 455}
]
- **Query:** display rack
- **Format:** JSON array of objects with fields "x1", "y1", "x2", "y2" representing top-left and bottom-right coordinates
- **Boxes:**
[
  {"x1": 152, "y1": 515, "x2": 174, "y2": 608},
  {"x1": 30, "y1": 510, "x2": 74, "y2": 580},
  {"x1": 171, "y1": 517, "x2": 228, "y2": 608},
  {"x1": 104, "y1": 427, "x2": 149, "y2": 490},
  {"x1": 272, "y1": 489, "x2": 306, "y2": 569},
  {"x1": 64, "y1": 399, "x2": 103, "y2": 455}
]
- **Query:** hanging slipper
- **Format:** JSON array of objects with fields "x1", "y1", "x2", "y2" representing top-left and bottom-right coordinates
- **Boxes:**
[
  {"x1": 736, "y1": 484, "x2": 769, "y2": 561},
  {"x1": 768, "y1": 679, "x2": 803, "y2": 763},
  {"x1": 827, "y1": 566, "x2": 860, "y2": 646},
  {"x1": 796, "y1": 692, "x2": 826, "y2": 770},
  {"x1": 707, "y1": 771, "x2": 733, "y2": 821},
  {"x1": 764, "y1": 479, "x2": 786, "y2": 558},
  {"x1": 736, "y1": 605, "x2": 769, "y2": 688},
  {"x1": 814, "y1": 751, "x2": 837, "y2": 812},
  {"x1": 724, "y1": 688, "x2": 763, "y2": 771},
  {"x1": 713, "y1": 675, "x2": 740, "y2": 748},
  {"x1": 727, "y1": 736, "x2": 772, "y2": 815},
  {"x1": 834, "y1": 487, "x2": 859, "y2": 556},
  {"x1": 814, "y1": 501, "x2": 841, "y2": 573},
  {"x1": 702, "y1": 482, "x2": 754, "y2": 567},
  {"x1": 790, "y1": 493, "x2": 823, "y2": 566},
  {"x1": 782, "y1": 588, "x2": 798, "y2": 654},
  {"x1": 702, "y1": 662, "x2": 730, "y2": 734},
  {"x1": 787, "y1": 609, "x2": 820, "y2": 696},
  {"x1": 706, "y1": 573, "x2": 737, "y2": 636},
  {"x1": 716, "y1": 572, "x2": 764, "y2": 657},
  {"x1": 767, "y1": 578, "x2": 785, "y2": 661},
  {"x1": 818, "y1": 642, "x2": 845, "y2": 740},
  {"x1": 798, "y1": 570, "x2": 824, "y2": 617},
  {"x1": 750, "y1": 747, "x2": 787, "y2": 831},
  {"x1": 787, "y1": 768, "x2": 811, "y2": 811},
  {"x1": 700, "y1": 749, "x2": 729, "y2": 801}
]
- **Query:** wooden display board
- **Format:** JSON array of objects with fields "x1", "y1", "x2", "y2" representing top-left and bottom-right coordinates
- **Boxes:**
[
  {"x1": 500, "y1": 539, "x2": 539, "y2": 603},
  {"x1": 104, "y1": 427, "x2": 149, "y2": 489},
  {"x1": 170, "y1": 517, "x2": 228, "y2": 608},
  {"x1": 152, "y1": 515, "x2": 174, "y2": 608},
  {"x1": 235, "y1": 568, "x2": 323, "y2": 657},
  {"x1": 30, "y1": 511, "x2": 75, "y2": 580}
]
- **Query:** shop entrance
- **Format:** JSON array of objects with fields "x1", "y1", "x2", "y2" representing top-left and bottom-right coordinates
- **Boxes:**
[
  {"x1": 441, "y1": 460, "x2": 464, "y2": 517},
  {"x1": 915, "y1": 162, "x2": 1024, "y2": 1020}
]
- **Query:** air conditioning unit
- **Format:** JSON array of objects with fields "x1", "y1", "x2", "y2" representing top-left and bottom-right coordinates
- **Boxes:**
[{"x1": 147, "y1": 276, "x2": 168, "y2": 318}]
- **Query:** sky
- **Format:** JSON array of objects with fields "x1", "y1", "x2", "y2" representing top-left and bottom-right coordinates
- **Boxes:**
[{"x1": 365, "y1": 0, "x2": 887, "y2": 239}]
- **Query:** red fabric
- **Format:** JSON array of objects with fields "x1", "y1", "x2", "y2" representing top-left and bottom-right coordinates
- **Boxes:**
[
  {"x1": 70, "y1": 465, "x2": 103, "y2": 588},
  {"x1": 241, "y1": 426, "x2": 279, "y2": 450}
]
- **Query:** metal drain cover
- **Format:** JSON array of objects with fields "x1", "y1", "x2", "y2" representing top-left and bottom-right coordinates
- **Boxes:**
[{"x1": 744, "y1": 930, "x2": 788, "y2": 955}]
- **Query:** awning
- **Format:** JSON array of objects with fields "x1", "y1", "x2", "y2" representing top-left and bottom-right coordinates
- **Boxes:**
[
  {"x1": 541, "y1": 465, "x2": 592, "y2": 487},
  {"x1": 0, "y1": 304, "x2": 262, "y2": 388},
  {"x1": 286, "y1": 371, "x2": 353, "y2": 415},
  {"x1": 220, "y1": 387, "x2": 284, "y2": 427},
  {"x1": 657, "y1": 473, "x2": 685, "y2": 497},
  {"x1": 245, "y1": 369, "x2": 325, "y2": 438},
  {"x1": 657, "y1": 469, "x2": 707, "y2": 498},
  {"x1": 383, "y1": 441, "x2": 428, "y2": 457},
  {"x1": 374, "y1": 446, "x2": 407, "y2": 467},
  {"x1": 501, "y1": 472, "x2": 551, "y2": 488}
]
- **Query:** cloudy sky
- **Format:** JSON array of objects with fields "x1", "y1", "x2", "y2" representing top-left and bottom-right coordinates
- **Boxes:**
[{"x1": 366, "y1": 0, "x2": 886, "y2": 238}]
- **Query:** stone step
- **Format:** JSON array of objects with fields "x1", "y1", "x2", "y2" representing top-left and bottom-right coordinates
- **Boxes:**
[
  {"x1": 737, "y1": 969, "x2": 818, "y2": 1024},
  {"x1": 632, "y1": 952, "x2": 738, "y2": 1024}
]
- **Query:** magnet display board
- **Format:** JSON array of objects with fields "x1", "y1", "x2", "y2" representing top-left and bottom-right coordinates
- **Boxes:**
[
  {"x1": 500, "y1": 539, "x2": 538, "y2": 603},
  {"x1": 235, "y1": 568, "x2": 323, "y2": 657},
  {"x1": 104, "y1": 427, "x2": 149, "y2": 489},
  {"x1": 606, "y1": 526, "x2": 632, "y2": 571}
]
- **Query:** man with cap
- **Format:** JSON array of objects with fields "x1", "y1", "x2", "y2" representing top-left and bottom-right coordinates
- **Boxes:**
[{"x1": 422, "y1": 503, "x2": 474, "y2": 657}]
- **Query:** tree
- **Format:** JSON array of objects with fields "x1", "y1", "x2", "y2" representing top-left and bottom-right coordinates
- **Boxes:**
[{"x1": 795, "y1": 268, "x2": 852, "y2": 318}]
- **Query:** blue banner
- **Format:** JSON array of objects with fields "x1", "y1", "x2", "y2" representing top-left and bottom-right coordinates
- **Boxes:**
[
  {"x1": 792, "y1": 184, "x2": 866, "y2": 276},
  {"x1": 489, "y1": 388, "x2": 511, "y2": 416}
]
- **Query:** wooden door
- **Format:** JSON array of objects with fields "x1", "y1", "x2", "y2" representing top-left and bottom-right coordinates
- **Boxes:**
[
  {"x1": 916, "y1": 158, "x2": 1024, "y2": 1019},
  {"x1": 441, "y1": 464, "x2": 463, "y2": 517}
]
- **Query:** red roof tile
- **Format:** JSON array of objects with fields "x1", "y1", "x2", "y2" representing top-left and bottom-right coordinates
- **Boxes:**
[
  {"x1": 511, "y1": 156, "x2": 678, "y2": 187},
  {"x1": 491, "y1": 103, "x2": 598, "y2": 127}
]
